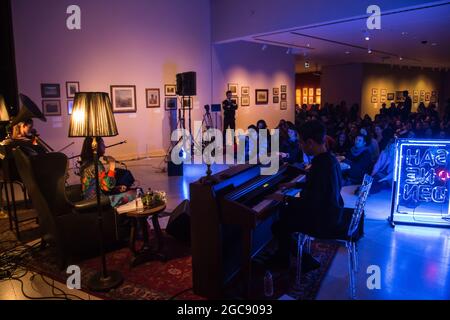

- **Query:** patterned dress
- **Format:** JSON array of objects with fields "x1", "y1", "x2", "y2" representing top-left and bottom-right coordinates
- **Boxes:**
[{"x1": 80, "y1": 161, "x2": 136, "y2": 208}]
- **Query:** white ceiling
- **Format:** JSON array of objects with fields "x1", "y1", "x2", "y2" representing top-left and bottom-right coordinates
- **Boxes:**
[{"x1": 247, "y1": 2, "x2": 450, "y2": 73}]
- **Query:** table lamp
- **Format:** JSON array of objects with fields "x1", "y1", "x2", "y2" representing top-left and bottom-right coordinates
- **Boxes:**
[{"x1": 68, "y1": 92, "x2": 122, "y2": 291}]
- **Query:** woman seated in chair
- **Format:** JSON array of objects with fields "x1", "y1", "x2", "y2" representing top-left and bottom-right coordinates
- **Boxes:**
[{"x1": 79, "y1": 137, "x2": 136, "y2": 208}]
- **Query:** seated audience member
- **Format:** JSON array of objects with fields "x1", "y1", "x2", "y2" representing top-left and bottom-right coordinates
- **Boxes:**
[
  {"x1": 279, "y1": 122, "x2": 302, "y2": 165},
  {"x1": 378, "y1": 127, "x2": 395, "y2": 152},
  {"x1": 79, "y1": 137, "x2": 136, "y2": 208},
  {"x1": 360, "y1": 128, "x2": 379, "y2": 163},
  {"x1": 244, "y1": 125, "x2": 258, "y2": 163},
  {"x1": 269, "y1": 120, "x2": 344, "y2": 269},
  {"x1": 342, "y1": 134, "x2": 372, "y2": 185},
  {"x1": 370, "y1": 138, "x2": 396, "y2": 194},
  {"x1": 256, "y1": 119, "x2": 271, "y2": 155},
  {"x1": 333, "y1": 131, "x2": 351, "y2": 156}
]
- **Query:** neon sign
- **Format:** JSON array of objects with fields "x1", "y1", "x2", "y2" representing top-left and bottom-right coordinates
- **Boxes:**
[{"x1": 390, "y1": 139, "x2": 450, "y2": 227}]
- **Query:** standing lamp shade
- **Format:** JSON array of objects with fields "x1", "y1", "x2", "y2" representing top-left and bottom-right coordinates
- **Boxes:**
[
  {"x1": 0, "y1": 95, "x2": 10, "y2": 122},
  {"x1": 69, "y1": 92, "x2": 118, "y2": 137}
]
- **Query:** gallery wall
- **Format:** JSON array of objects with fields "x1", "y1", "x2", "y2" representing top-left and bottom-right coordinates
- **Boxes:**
[
  {"x1": 12, "y1": 0, "x2": 213, "y2": 160},
  {"x1": 212, "y1": 41, "x2": 295, "y2": 131}
]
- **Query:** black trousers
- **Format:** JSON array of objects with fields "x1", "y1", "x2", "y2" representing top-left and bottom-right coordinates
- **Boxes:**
[{"x1": 223, "y1": 118, "x2": 236, "y2": 144}]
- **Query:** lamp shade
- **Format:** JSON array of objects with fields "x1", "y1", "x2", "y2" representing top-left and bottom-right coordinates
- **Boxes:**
[
  {"x1": 69, "y1": 92, "x2": 118, "y2": 137},
  {"x1": 0, "y1": 95, "x2": 10, "y2": 122}
]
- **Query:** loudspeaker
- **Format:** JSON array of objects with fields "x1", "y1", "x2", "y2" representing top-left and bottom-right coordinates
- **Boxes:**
[
  {"x1": 166, "y1": 200, "x2": 190, "y2": 243},
  {"x1": 176, "y1": 72, "x2": 196, "y2": 96},
  {"x1": 168, "y1": 160, "x2": 183, "y2": 176}
]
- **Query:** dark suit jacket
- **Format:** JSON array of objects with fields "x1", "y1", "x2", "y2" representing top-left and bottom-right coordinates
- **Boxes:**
[{"x1": 222, "y1": 99, "x2": 238, "y2": 119}]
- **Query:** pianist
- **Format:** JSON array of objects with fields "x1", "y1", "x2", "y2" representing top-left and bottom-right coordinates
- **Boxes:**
[{"x1": 269, "y1": 120, "x2": 344, "y2": 269}]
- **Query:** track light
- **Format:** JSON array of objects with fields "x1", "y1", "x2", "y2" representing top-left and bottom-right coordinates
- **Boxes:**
[
  {"x1": 368, "y1": 48, "x2": 372, "y2": 54},
  {"x1": 262, "y1": 44, "x2": 268, "y2": 51}
]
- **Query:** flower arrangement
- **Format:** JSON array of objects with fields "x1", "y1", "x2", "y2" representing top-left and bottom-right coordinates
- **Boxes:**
[{"x1": 142, "y1": 190, "x2": 167, "y2": 208}]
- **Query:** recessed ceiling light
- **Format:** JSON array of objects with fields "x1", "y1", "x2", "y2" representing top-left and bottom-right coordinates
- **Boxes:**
[
  {"x1": 368, "y1": 49, "x2": 372, "y2": 54},
  {"x1": 345, "y1": 51, "x2": 351, "y2": 55},
  {"x1": 401, "y1": 31, "x2": 408, "y2": 35},
  {"x1": 431, "y1": 42, "x2": 438, "y2": 46},
  {"x1": 365, "y1": 36, "x2": 370, "y2": 41},
  {"x1": 306, "y1": 43, "x2": 310, "y2": 47},
  {"x1": 399, "y1": 56, "x2": 403, "y2": 61}
]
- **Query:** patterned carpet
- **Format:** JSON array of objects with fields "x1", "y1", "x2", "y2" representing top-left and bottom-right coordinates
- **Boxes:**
[{"x1": 1, "y1": 209, "x2": 339, "y2": 300}]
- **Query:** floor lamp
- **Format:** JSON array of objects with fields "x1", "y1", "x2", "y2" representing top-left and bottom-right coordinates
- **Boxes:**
[{"x1": 68, "y1": 92, "x2": 123, "y2": 291}]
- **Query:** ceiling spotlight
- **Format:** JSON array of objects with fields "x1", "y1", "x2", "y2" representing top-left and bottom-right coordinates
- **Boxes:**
[
  {"x1": 365, "y1": 36, "x2": 370, "y2": 41},
  {"x1": 399, "y1": 56, "x2": 403, "y2": 61},
  {"x1": 345, "y1": 51, "x2": 351, "y2": 55},
  {"x1": 401, "y1": 31, "x2": 408, "y2": 35},
  {"x1": 262, "y1": 44, "x2": 268, "y2": 51},
  {"x1": 368, "y1": 48, "x2": 372, "y2": 54},
  {"x1": 306, "y1": 43, "x2": 310, "y2": 47}
]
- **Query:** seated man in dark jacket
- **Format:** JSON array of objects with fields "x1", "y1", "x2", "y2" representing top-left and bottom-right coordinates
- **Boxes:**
[
  {"x1": 270, "y1": 120, "x2": 344, "y2": 268},
  {"x1": 342, "y1": 134, "x2": 372, "y2": 185}
]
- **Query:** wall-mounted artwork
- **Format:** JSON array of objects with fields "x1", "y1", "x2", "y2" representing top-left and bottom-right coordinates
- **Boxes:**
[
  {"x1": 111, "y1": 85, "x2": 137, "y2": 113},
  {"x1": 66, "y1": 82, "x2": 79, "y2": 99},
  {"x1": 273, "y1": 88, "x2": 280, "y2": 95},
  {"x1": 395, "y1": 91, "x2": 405, "y2": 102},
  {"x1": 273, "y1": 96, "x2": 280, "y2": 104},
  {"x1": 182, "y1": 96, "x2": 194, "y2": 110},
  {"x1": 241, "y1": 86, "x2": 249, "y2": 96},
  {"x1": 380, "y1": 89, "x2": 387, "y2": 96},
  {"x1": 387, "y1": 93, "x2": 395, "y2": 101},
  {"x1": 165, "y1": 97, "x2": 177, "y2": 110},
  {"x1": 164, "y1": 85, "x2": 176, "y2": 96},
  {"x1": 281, "y1": 85, "x2": 287, "y2": 93},
  {"x1": 308, "y1": 97, "x2": 314, "y2": 104},
  {"x1": 316, "y1": 88, "x2": 321, "y2": 96},
  {"x1": 281, "y1": 93, "x2": 287, "y2": 101},
  {"x1": 308, "y1": 88, "x2": 314, "y2": 96},
  {"x1": 41, "y1": 83, "x2": 60, "y2": 98},
  {"x1": 302, "y1": 97, "x2": 308, "y2": 104},
  {"x1": 413, "y1": 90, "x2": 419, "y2": 96},
  {"x1": 146, "y1": 88, "x2": 160, "y2": 108},
  {"x1": 425, "y1": 92, "x2": 431, "y2": 102},
  {"x1": 280, "y1": 101, "x2": 287, "y2": 110},
  {"x1": 380, "y1": 96, "x2": 387, "y2": 103},
  {"x1": 372, "y1": 88, "x2": 379, "y2": 96},
  {"x1": 42, "y1": 100, "x2": 61, "y2": 116},
  {"x1": 241, "y1": 95, "x2": 250, "y2": 106},
  {"x1": 303, "y1": 88, "x2": 308, "y2": 96},
  {"x1": 316, "y1": 96, "x2": 321, "y2": 105},
  {"x1": 67, "y1": 100, "x2": 73, "y2": 115},
  {"x1": 371, "y1": 96, "x2": 378, "y2": 103},
  {"x1": 255, "y1": 89, "x2": 269, "y2": 105},
  {"x1": 228, "y1": 83, "x2": 238, "y2": 95},
  {"x1": 413, "y1": 96, "x2": 419, "y2": 103},
  {"x1": 420, "y1": 90, "x2": 425, "y2": 97}
]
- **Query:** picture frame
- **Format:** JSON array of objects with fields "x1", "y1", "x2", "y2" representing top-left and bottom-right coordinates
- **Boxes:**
[
  {"x1": 145, "y1": 88, "x2": 160, "y2": 108},
  {"x1": 432, "y1": 91, "x2": 437, "y2": 96},
  {"x1": 67, "y1": 100, "x2": 74, "y2": 115},
  {"x1": 66, "y1": 81, "x2": 80, "y2": 99},
  {"x1": 414, "y1": 90, "x2": 419, "y2": 96},
  {"x1": 316, "y1": 88, "x2": 321, "y2": 96},
  {"x1": 228, "y1": 83, "x2": 238, "y2": 96},
  {"x1": 380, "y1": 89, "x2": 387, "y2": 96},
  {"x1": 308, "y1": 88, "x2": 314, "y2": 97},
  {"x1": 273, "y1": 96, "x2": 280, "y2": 104},
  {"x1": 42, "y1": 100, "x2": 61, "y2": 116},
  {"x1": 165, "y1": 97, "x2": 178, "y2": 110},
  {"x1": 413, "y1": 96, "x2": 419, "y2": 103},
  {"x1": 280, "y1": 101, "x2": 287, "y2": 110},
  {"x1": 395, "y1": 91, "x2": 405, "y2": 102},
  {"x1": 41, "y1": 83, "x2": 60, "y2": 98},
  {"x1": 241, "y1": 96, "x2": 250, "y2": 107},
  {"x1": 255, "y1": 89, "x2": 269, "y2": 105},
  {"x1": 372, "y1": 88, "x2": 379, "y2": 96},
  {"x1": 165, "y1": 84, "x2": 177, "y2": 96},
  {"x1": 420, "y1": 90, "x2": 425, "y2": 97},
  {"x1": 303, "y1": 88, "x2": 308, "y2": 96},
  {"x1": 231, "y1": 97, "x2": 239, "y2": 107},
  {"x1": 110, "y1": 85, "x2": 137, "y2": 113},
  {"x1": 425, "y1": 92, "x2": 431, "y2": 102},
  {"x1": 241, "y1": 86, "x2": 250, "y2": 96},
  {"x1": 281, "y1": 93, "x2": 287, "y2": 101},
  {"x1": 387, "y1": 93, "x2": 395, "y2": 101},
  {"x1": 273, "y1": 88, "x2": 280, "y2": 96},
  {"x1": 182, "y1": 96, "x2": 194, "y2": 110},
  {"x1": 380, "y1": 96, "x2": 387, "y2": 103},
  {"x1": 281, "y1": 85, "x2": 287, "y2": 93},
  {"x1": 308, "y1": 97, "x2": 314, "y2": 104},
  {"x1": 316, "y1": 96, "x2": 321, "y2": 105},
  {"x1": 302, "y1": 97, "x2": 308, "y2": 104},
  {"x1": 371, "y1": 96, "x2": 378, "y2": 103}
]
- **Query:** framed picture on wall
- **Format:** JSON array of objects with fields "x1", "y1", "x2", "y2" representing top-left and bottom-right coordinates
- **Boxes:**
[
  {"x1": 41, "y1": 83, "x2": 60, "y2": 98},
  {"x1": 302, "y1": 97, "x2": 308, "y2": 104},
  {"x1": 241, "y1": 96, "x2": 250, "y2": 107},
  {"x1": 110, "y1": 85, "x2": 137, "y2": 113},
  {"x1": 165, "y1": 85, "x2": 176, "y2": 96},
  {"x1": 308, "y1": 88, "x2": 314, "y2": 96},
  {"x1": 241, "y1": 86, "x2": 250, "y2": 96},
  {"x1": 387, "y1": 93, "x2": 395, "y2": 101},
  {"x1": 66, "y1": 82, "x2": 80, "y2": 98},
  {"x1": 380, "y1": 96, "x2": 387, "y2": 103},
  {"x1": 165, "y1": 97, "x2": 178, "y2": 110},
  {"x1": 316, "y1": 88, "x2": 321, "y2": 96},
  {"x1": 413, "y1": 96, "x2": 419, "y2": 103},
  {"x1": 371, "y1": 96, "x2": 378, "y2": 103},
  {"x1": 182, "y1": 96, "x2": 194, "y2": 110},
  {"x1": 255, "y1": 89, "x2": 269, "y2": 105},
  {"x1": 372, "y1": 88, "x2": 379, "y2": 96},
  {"x1": 413, "y1": 90, "x2": 419, "y2": 96},
  {"x1": 67, "y1": 100, "x2": 74, "y2": 115},
  {"x1": 228, "y1": 83, "x2": 238, "y2": 95},
  {"x1": 303, "y1": 88, "x2": 308, "y2": 96},
  {"x1": 42, "y1": 100, "x2": 61, "y2": 116},
  {"x1": 146, "y1": 88, "x2": 160, "y2": 108},
  {"x1": 273, "y1": 96, "x2": 280, "y2": 104},
  {"x1": 280, "y1": 101, "x2": 287, "y2": 110},
  {"x1": 425, "y1": 92, "x2": 431, "y2": 102},
  {"x1": 316, "y1": 96, "x2": 321, "y2": 105},
  {"x1": 420, "y1": 90, "x2": 425, "y2": 97},
  {"x1": 380, "y1": 89, "x2": 387, "y2": 96},
  {"x1": 308, "y1": 97, "x2": 314, "y2": 104},
  {"x1": 273, "y1": 88, "x2": 280, "y2": 95},
  {"x1": 281, "y1": 85, "x2": 287, "y2": 93},
  {"x1": 281, "y1": 93, "x2": 287, "y2": 101}
]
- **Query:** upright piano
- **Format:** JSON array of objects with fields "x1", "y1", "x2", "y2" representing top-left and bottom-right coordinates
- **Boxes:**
[{"x1": 190, "y1": 164, "x2": 305, "y2": 299}]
